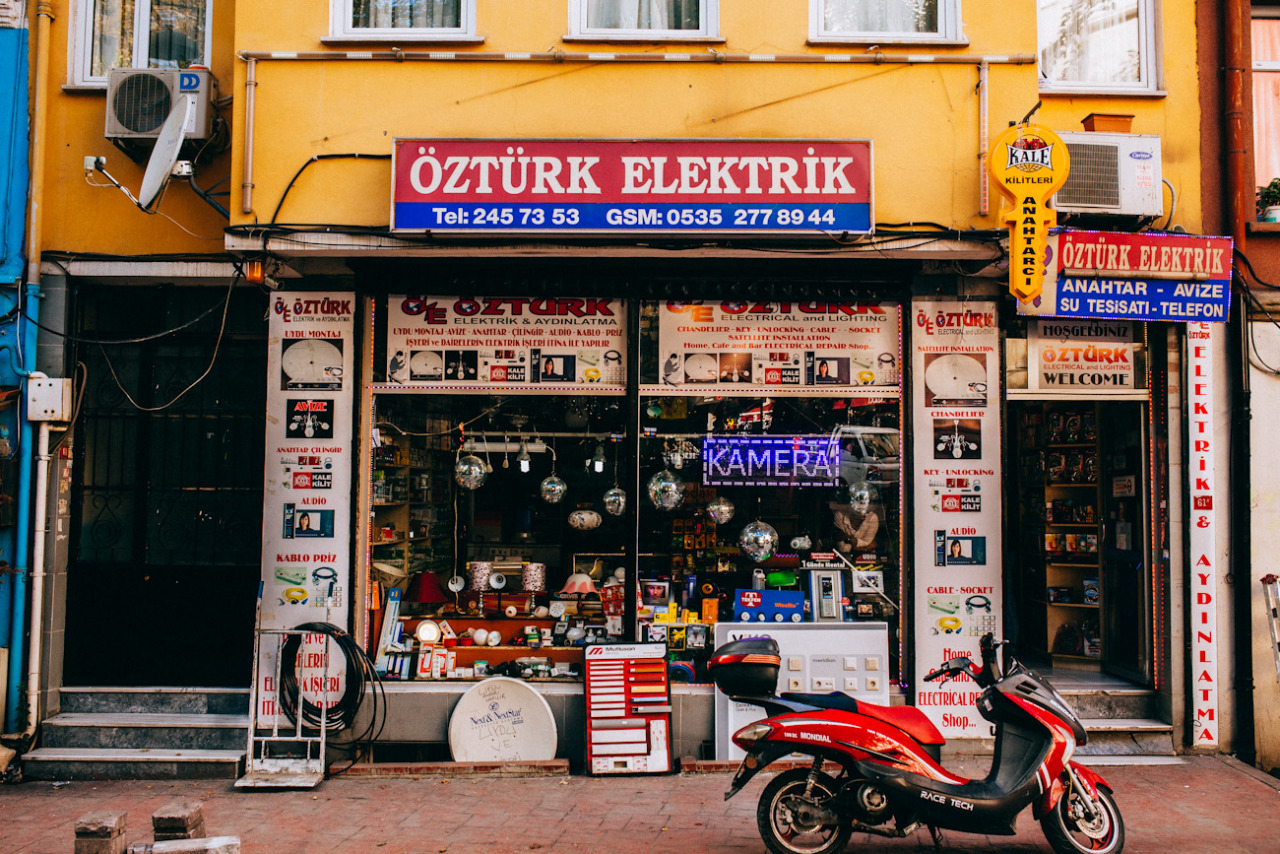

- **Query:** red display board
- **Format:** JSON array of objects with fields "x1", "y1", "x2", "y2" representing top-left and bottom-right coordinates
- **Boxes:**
[{"x1": 584, "y1": 643, "x2": 672, "y2": 774}]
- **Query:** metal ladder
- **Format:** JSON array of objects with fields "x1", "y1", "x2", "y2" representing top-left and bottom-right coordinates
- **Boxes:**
[
  {"x1": 235, "y1": 587, "x2": 332, "y2": 788},
  {"x1": 1262, "y1": 575, "x2": 1280, "y2": 689}
]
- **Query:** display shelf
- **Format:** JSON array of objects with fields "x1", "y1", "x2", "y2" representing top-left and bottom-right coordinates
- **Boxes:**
[{"x1": 1020, "y1": 401, "x2": 1104, "y2": 664}]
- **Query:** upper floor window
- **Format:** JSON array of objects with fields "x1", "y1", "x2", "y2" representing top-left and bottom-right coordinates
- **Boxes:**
[
  {"x1": 1037, "y1": 0, "x2": 1159, "y2": 93},
  {"x1": 74, "y1": 0, "x2": 211, "y2": 86},
  {"x1": 811, "y1": 0, "x2": 963, "y2": 43},
  {"x1": 1253, "y1": 14, "x2": 1280, "y2": 189},
  {"x1": 568, "y1": 0, "x2": 719, "y2": 40},
  {"x1": 331, "y1": 0, "x2": 477, "y2": 41}
]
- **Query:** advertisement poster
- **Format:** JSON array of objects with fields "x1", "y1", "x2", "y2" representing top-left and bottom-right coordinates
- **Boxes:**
[
  {"x1": 259, "y1": 293, "x2": 355, "y2": 721},
  {"x1": 385, "y1": 296, "x2": 627, "y2": 391},
  {"x1": 654, "y1": 300, "x2": 900, "y2": 395},
  {"x1": 911, "y1": 299, "x2": 1002, "y2": 738},
  {"x1": 392, "y1": 138, "x2": 873, "y2": 235},
  {"x1": 1027, "y1": 319, "x2": 1135, "y2": 391},
  {"x1": 1018, "y1": 230, "x2": 1232, "y2": 323}
]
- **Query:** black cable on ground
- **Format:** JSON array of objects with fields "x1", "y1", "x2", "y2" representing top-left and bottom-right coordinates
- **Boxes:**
[{"x1": 277, "y1": 621, "x2": 387, "y2": 776}]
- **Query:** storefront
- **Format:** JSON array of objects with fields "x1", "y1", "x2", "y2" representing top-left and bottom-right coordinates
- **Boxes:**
[{"x1": 250, "y1": 138, "x2": 1232, "y2": 765}]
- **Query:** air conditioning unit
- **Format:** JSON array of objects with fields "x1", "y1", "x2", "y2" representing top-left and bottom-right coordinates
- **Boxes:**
[
  {"x1": 1051, "y1": 131, "x2": 1163, "y2": 219},
  {"x1": 105, "y1": 68, "x2": 214, "y2": 141}
]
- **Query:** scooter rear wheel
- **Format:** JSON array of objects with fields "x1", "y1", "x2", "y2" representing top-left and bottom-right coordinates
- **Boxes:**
[
  {"x1": 1040, "y1": 785, "x2": 1124, "y2": 854},
  {"x1": 757, "y1": 768, "x2": 851, "y2": 854}
]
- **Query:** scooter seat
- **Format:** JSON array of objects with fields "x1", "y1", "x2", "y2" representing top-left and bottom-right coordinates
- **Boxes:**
[
  {"x1": 781, "y1": 691, "x2": 861, "y2": 714},
  {"x1": 857, "y1": 701, "x2": 946, "y2": 746}
]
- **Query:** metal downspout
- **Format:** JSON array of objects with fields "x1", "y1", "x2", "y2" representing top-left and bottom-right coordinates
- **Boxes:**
[
  {"x1": 5, "y1": 0, "x2": 52, "y2": 735},
  {"x1": 1225, "y1": 0, "x2": 1255, "y2": 764}
]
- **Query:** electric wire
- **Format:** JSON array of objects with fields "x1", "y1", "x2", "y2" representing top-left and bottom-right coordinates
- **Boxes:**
[
  {"x1": 270, "y1": 153, "x2": 392, "y2": 225},
  {"x1": 276, "y1": 621, "x2": 388, "y2": 775},
  {"x1": 97, "y1": 275, "x2": 236, "y2": 411}
]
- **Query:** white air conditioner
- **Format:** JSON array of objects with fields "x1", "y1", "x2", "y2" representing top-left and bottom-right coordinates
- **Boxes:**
[
  {"x1": 105, "y1": 68, "x2": 214, "y2": 141},
  {"x1": 1051, "y1": 132, "x2": 1163, "y2": 219}
]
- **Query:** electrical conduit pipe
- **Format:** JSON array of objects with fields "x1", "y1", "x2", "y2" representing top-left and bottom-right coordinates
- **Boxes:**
[{"x1": 5, "y1": 0, "x2": 52, "y2": 735}]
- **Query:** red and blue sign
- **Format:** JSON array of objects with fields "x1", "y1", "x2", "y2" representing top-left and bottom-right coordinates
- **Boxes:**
[{"x1": 392, "y1": 138, "x2": 872, "y2": 235}]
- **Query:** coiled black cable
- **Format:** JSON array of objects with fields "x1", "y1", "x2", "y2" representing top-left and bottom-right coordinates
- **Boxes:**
[{"x1": 277, "y1": 622, "x2": 387, "y2": 774}]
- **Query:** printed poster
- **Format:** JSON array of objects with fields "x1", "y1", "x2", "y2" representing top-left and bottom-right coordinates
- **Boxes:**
[
  {"x1": 385, "y1": 296, "x2": 626, "y2": 390},
  {"x1": 911, "y1": 299, "x2": 1003, "y2": 739},
  {"x1": 655, "y1": 301, "x2": 900, "y2": 394},
  {"x1": 259, "y1": 293, "x2": 355, "y2": 721}
]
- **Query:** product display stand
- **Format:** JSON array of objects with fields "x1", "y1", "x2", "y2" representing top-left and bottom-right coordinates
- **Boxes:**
[
  {"x1": 584, "y1": 643, "x2": 672, "y2": 774},
  {"x1": 236, "y1": 587, "x2": 329, "y2": 789}
]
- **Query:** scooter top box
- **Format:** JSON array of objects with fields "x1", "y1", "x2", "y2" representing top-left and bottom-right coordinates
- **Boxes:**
[{"x1": 708, "y1": 637, "x2": 781, "y2": 696}]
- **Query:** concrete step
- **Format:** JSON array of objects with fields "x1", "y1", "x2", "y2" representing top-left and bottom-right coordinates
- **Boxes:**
[
  {"x1": 21, "y1": 747, "x2": 245, "y2": 781},
  {"x1": 1059, "y1": 687, "x2": 1156, "y2": 720},
  {"x1": 1078, "y1": 718, "x2": 1175, "y2": 757},
  {"x1": 59, "y1": 687, "x2": 249, "y2": 716},
  {"x1": 40, "y1": 712, "x2": 249, "y2": 751}
]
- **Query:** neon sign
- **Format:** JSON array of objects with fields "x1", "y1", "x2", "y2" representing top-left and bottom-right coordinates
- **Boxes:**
[{"x1": 702, "y1": 435, "x2": 840, "y2": 487}]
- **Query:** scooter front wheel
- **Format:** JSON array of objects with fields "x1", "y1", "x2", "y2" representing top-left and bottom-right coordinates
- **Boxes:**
[
  {"x1": 1040, "y1": 785, "x2": 1124, "y2": 854},
  {"x1": 757, "y1": 768, "x2": 851, "y2": 854}
]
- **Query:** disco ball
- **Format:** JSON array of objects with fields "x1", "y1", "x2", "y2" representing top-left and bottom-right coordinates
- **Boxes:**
[
  {"x1": 647, "y1": 469, "x2": 685, "y2": 511},
  {"x1": 850, "y1": 481, "x2": 873, "y2": 514},
  {"x1": 706, "y1": 495, "x2": 735, "y2": 524},
  {"x1": 603, "y1": 487, "x2": 628, "y2": 516},
  {"x1": 739, "y1": 520, "x2": 779, "y2": 563},
  {"x1": 454, "y1": 454, "x2": 488, "y2": 490},
  {"x1": 541, "y1": 475, "x2": 568, "y2": 504},
  {"x1": 568, "y1": 509, "x2": 603, "y2": 530}
]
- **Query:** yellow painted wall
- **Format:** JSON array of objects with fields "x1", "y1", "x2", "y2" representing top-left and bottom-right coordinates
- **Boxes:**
[
  {"x1": 36, "y1": 0, "x2": 1206, "y2": 255},
  {"x1": 36, "y1": 0, "x2": 237, "y2": 256}
]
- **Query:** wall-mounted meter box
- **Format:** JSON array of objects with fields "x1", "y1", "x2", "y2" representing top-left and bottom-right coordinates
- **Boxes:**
[{"x1": 27, "y1": 378, "x2": 73, "y2": 421}]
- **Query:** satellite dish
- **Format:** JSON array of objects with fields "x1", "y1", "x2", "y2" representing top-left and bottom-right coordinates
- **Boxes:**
[{"x1": 138, "y1": 95, "x2": 192, "y2": 211}]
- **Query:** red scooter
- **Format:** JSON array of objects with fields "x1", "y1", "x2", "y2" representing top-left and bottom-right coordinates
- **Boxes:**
[{"x1": 709, "y1": 633, "x2": 1123, "y2": 854}]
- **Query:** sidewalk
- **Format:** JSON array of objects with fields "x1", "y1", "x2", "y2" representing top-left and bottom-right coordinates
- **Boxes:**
[{"x1": 2, "y1": 756, "x2": 1277, "y2": 854}]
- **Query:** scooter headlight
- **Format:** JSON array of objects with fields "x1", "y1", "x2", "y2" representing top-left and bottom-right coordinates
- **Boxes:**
[{"x1": 732, "y1": 722, "x2": 774, "y2": 747}]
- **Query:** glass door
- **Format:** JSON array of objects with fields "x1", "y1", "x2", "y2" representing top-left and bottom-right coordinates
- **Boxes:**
[{"x1": 1098, "y1": 401, "x2": 1152, "y2": 684}]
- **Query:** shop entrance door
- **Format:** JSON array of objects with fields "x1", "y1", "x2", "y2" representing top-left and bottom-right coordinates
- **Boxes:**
[
  {"x1": 1097, "y1": 402, "x2": 1152, "y2": 684},
  {"x1": 1007, "y1": 399, "x2": 1152, "y2": 686},
  {"x1": 63, "y1": 286, "x2": 266, "y2": 687}
]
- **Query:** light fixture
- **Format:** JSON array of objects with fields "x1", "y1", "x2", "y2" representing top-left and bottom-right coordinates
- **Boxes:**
[
  {"x1": 592, "y1": 443, "x2": 607, "y2": 473},
  {"x1": 517, "y1": 440, "x2": 532, "y2": 473}
]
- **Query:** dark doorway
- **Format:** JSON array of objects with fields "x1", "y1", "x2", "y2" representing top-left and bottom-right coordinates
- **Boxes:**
[{"x1": 63, "y1": 283, "x2": 267, "y2": 686}]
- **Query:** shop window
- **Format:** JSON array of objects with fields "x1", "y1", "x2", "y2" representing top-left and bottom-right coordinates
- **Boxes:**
[
  {"x1": 368, "y1": 391, "x2": 628, "y2": 677},
  {"x1": 1254, "y1": 14, "x2": 1280, "y2": 195},
  {"x1": 567, "y1": 0, "x2": 718, "y2": 40},
  {"x1": 810, "y1": 0, "x2": 964, "y2": 44},
  {"x1": 331, "y1": 0, "x2": 478, "y2": 41},
  {"x1": 1037, "y1": 0, "x2": 1160, "y2": 94},
  {"x1": 72, "y1": 0, "x2": 211, "y2": 86}
]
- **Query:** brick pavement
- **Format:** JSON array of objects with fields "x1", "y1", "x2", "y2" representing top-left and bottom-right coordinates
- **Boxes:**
[{"x1": 2, "y1": 756, "x2": 1278, "y2": 854}]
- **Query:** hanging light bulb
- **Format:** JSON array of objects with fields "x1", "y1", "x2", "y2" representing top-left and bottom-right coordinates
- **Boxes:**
[
  {"x1": 517, "y1": 440, "x2": 532, "y2": 473},
  {"x1": 592, "y1": 443, "x2": 607, "y2": 473}
]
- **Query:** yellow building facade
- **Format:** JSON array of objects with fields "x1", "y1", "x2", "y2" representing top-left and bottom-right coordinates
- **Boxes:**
[{"x1": 20, "y1": 0, "x2": 1234, "y2": 779}]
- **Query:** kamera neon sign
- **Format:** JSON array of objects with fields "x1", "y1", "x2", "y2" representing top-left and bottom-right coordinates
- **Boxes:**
[{"x1": 702, "y1": 435, "x2": 840, "y2": 487}]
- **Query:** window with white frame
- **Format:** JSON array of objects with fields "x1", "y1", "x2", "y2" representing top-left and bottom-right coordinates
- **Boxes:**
[
  {"x1": 811, "y1": 0, "x2": 963, "y2": 43},
  {"x1": 568, "y1": 0, "x2": 718, "y2": 40},
  {"x1": 332, "y1": 0, "x2": 477, "y2": 40},
  {"x1": 1254, "y1": 14, "x2": 1280, "y2": 191},
  {"x1": 74, "y1": 0, "x2": 211, "y2": 86},
  {"x1": 1037, "y1": 0, "x2": 1158, "y2": 92}
]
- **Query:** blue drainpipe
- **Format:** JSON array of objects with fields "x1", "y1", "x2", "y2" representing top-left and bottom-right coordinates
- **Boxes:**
[{"x1": 4, "y1": 283, "x2": 38, "y2": 732}]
